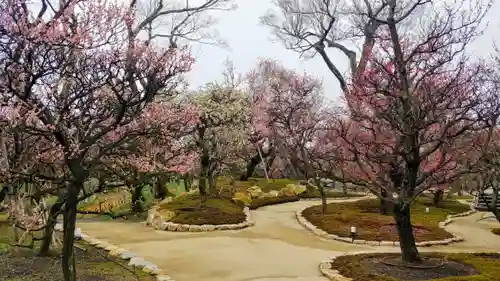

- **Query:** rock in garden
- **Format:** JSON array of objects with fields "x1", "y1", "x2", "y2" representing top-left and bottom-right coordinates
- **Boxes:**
[
  {"x1": 120, "y1": 251, "x2": 136, "y2": 259},
  {"x1": 128, "y1": 256, "x2": 146, "y2": 267},
  {"x1": 233, "y1": 192, "x2": 252, "y2": 205},
  {"x1": 247, "y1": 186, "x2": 264, "y2": 198},
  {"x1": 156, "y1": 275, "x2": 174, "y2": 281}
]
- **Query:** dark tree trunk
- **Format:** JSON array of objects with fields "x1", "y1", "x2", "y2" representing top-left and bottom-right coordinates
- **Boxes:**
[
  {"x1": 393, "y1": 202, "x2": 422, "y2": 263},
  {"x1": 39, "y1": 196, "x2": 65, "y2": 256},
  {"x1": 433, "y1": 189, "x2": 444, "y2": 207},
  {"x1": 342, "y1": 182, "x2": 348, "y2": 196},
  {"x1": 266, "y1": 153, "x2": 276, "y2": 175},
  {"x1": 240, "y1": 153, "x2": 262, "y2": 181},
  {"x1": 62, "y1": 184, "x2": 79, "y2": 281},
  {"x1": 314, "y1": 178, "x2": 327, "y2": 215},
  {"x1": 131, "y1": 185, "x2": 144, "y2": 213},
  {"x1": 487, "y1": 187, "x2": 500, "y2": 222},
  {"x1": 207, "y1": 170, "x2": 216, "y2": 195},
  {"x1": 183, "y1": 175, "x2": 191, "y2": 192},
  {"x1": 380, "y1": 189, "x2": 391, "y2": 215},
  {"x1": 198, "y1": 176, "x2": 208, "y2": 207},
  {"x1": 154, "y1": 175, "x2": 169, "y2": 200}
]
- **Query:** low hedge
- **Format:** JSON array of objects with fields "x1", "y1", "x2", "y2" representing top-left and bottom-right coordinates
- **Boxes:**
[
  {"x1": 302, "y1": 198, "x2": 470, "y2": 242},
  {"x1": 331, "y1": 252, "x2": 500, "y2": 281},
  {"x1": 248, "y1": 196, "x2": 300, "y2": 210},
  {"x1": 298, "y1": 189, "x2": 365, "y2": 199},
  {"x1": 157, "y1": 196, "x2": 246, "y2": 225}
]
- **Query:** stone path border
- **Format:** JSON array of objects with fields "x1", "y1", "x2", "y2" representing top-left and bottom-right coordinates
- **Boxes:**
[
  {"x1": 319, "y1": 252, "x2": 371, "y2": 281},
  {"x1": 146, "y1": 206, "x2": 254, "y2": 232},
  {"x1": 296, "y1": 202, "x2": 476, "y2": 247},
  {"x1": 54, "y1": 223, "x2": 175, "y2": 281}
]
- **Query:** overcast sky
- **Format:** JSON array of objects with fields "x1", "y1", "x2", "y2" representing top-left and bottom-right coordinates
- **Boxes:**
[{"x1": 183, "y1": 0, "x2": 500, "y2": 103}]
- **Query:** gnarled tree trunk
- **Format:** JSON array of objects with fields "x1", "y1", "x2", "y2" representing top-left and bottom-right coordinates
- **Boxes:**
[
  {"x1": 39, "y1": 196, "x2": 65, "y2": 256},
  {"x1": 62, "y1": 183, "x2": 80, "y2": 281},
  {"x1": 433, "y1": 189, "x2": 444, "y2": 207},
  {"x1": 380, "y1": 189, "x2": 392, "y2": 215},
  {"x1": 393, "y1": 202, "x2": 421, "y2": 263},
  {"x1": 131, "y1": 185, "x2": 144, "y2": 213}
]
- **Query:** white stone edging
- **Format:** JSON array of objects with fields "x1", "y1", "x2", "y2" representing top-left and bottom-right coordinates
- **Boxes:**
[
  {"x1": 297, "y1": 203, "x2": 476, "y2": 247},
  {"x1": 54, "y1": 223, "x2": 175, "y2": 281},
  {"x1": 146, "y1": 206, "x2": 254, "y2": 232},
  {"x1": 319, "y1": 252, "x2": 373, "y2": 281}
]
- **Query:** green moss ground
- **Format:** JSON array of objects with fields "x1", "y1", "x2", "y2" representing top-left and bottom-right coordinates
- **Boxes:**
[
  {"x1": 0, "y1": 214, "x2": 154, "y2": 281},
  {"x1": 332, "y1": 252, "x2": 500, "y2": 281},
  {"x1": 217, "y1": 177, "x2": 297, "y2": 193},
  {"x1": 303, "y1": 198, "x2": 470, "y2": 241},
  {"x1": 298, "y1": 189, "x2": 366, "y2": 199},
  {"x1": 158, "y1": 196, "x2": 246, "y2": 225}
]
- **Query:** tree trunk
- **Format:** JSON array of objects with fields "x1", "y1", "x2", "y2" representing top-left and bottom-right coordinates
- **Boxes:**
[
  {"x1": 393, "y1": 202, "x2": 422, "y2": 263},
  {"x1": 207, "y1": 170, "x2": 216, "y2": 195},
  {"x1": 183, "y1": 175, "x2": 191, "y2": 192},
  {"x1": 380, "y1": 189, "x2": 391, "y2": 215},
  {"x1": 154, "y1": 175, "x2": 169, "y2": 200},
  {"x1": 198, "y1": 176, "x2": 208, "y2": 207},
  {"x1": 315, "y1": 178, "x2": 327, "y2": 215},
  {"x1": 433, "y1": 189, "x2": 444, "y2": 207},
  {"x1": 488, "y1": 187, "x2": 500, "y2": 222},
  {"x1": 131, "y1": 185, "x2": 144, "y2": 213},
  {"x1": 39, "y1": 197, "x2": 64, "y2": 256},
  {"x1": 240, "y1": 153, "x2": 262, "y2": 181},
  {"x1": 342, "y1": 182, "x2": 348, "y2": 196},
  {"x1": 62, "y1": 184, "x2": 79, "y2": 281}
]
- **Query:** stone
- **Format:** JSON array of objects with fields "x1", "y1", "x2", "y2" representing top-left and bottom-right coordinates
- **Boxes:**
[
  {"x1": 393, "y1": 241, "x2": 400, "y2": 246},
  {"x1": 54, "y1": 223, "x2": 63, "y2": 231},
  {"x1": 336, "y1": 237, "x2": 353, "y2": 243},
  {"x1": 142, "y1": 262, "x2": 159, "y2": 273},
  {"x1": 268, "y1": 190, "x2": 280, "y2": 197},
  {"x1": 247, "y1": 186, "x2": 264, "y2": 198},
  {"x1": 176, "y1": 224, "x2": 189, "y2": 231},
  {"x1": 119, "y1": 251, "x2": 136, "y2": 260},
  {"x1": 327, "y1": 234, "x2": 339, "y2": 240},
  {"x1": 156, "y1": 275, "x2": 174, "y2": 281},
  {"x1": 128, "y1": 256, "x2": 146, "y2": 267},
  {"x1": 74, "y1": 228, "x2": 83, "y2": 238},
  {"x1": 366, "y1": 240, "x2": 380, "y2": 246},
  {"x1": 96, "y1": 242, "x2": 111, "y2": 249},
  {"x1": 203, "y1": 224, "x2": 216, "y2": 231},
  {"x1": 109, "y1": 248, "x2": 127, "y2": 257},
  {"x1": 233, "y1": 192, "x2": 252, "y2": 205},
  {"x1": 380, "y1": 241, "x2": 393, "y2": 246},
  {"x1": 146, "y1": 211, "x2": 156, "y2": 225},
  {"x1": 217, "y1": 224, "x2": 231, "y2": 230},
  {"x1": 353, "y1": 239, "x2": 366, "y2": 244},
  {"x1": 228, "y1": 224, "x2": 241, "y2": 230},
  {"x1": 167, "y1": 223, "x2": 178, "y2": 231},
  {"x1": 105, "y1": 245, "x2": 119, "y2": 252},
  {"x1": 189, "y1": 225, "x2": 201, "y2": 232}
]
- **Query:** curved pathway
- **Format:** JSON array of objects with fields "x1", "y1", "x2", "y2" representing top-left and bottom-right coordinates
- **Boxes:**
[{"x1": 76, "y1": 198, "x2": 500, "y2": 281}]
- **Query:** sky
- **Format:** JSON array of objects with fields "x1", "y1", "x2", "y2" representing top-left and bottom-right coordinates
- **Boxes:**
[{"x1": 182, "y1": 0, "x2": 500, "y2": 103}]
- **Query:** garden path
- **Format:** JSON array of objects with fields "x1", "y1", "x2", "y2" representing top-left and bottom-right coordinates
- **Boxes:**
[{"x1": 77, "y1": 198, "x2": 500, "y2": 281}]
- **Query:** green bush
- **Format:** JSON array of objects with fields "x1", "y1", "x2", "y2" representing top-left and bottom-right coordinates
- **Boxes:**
[{"x1": 248, "y1": 196, "x2": 300, "y2": 210}]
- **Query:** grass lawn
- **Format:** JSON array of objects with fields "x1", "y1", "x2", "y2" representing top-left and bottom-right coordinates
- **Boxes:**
[
  {"x1": 331, "y1": 252, "x2": 500, "y2": 281},
  {"x1": 157, "y1": 196, "x2": 246, "y2": 225},
  {"x1": 0, "y1": 214, "x2": 154, "y2": 281},
  {"x1": 302, "y1": 198, "x2": 470, "y2": 242}
]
